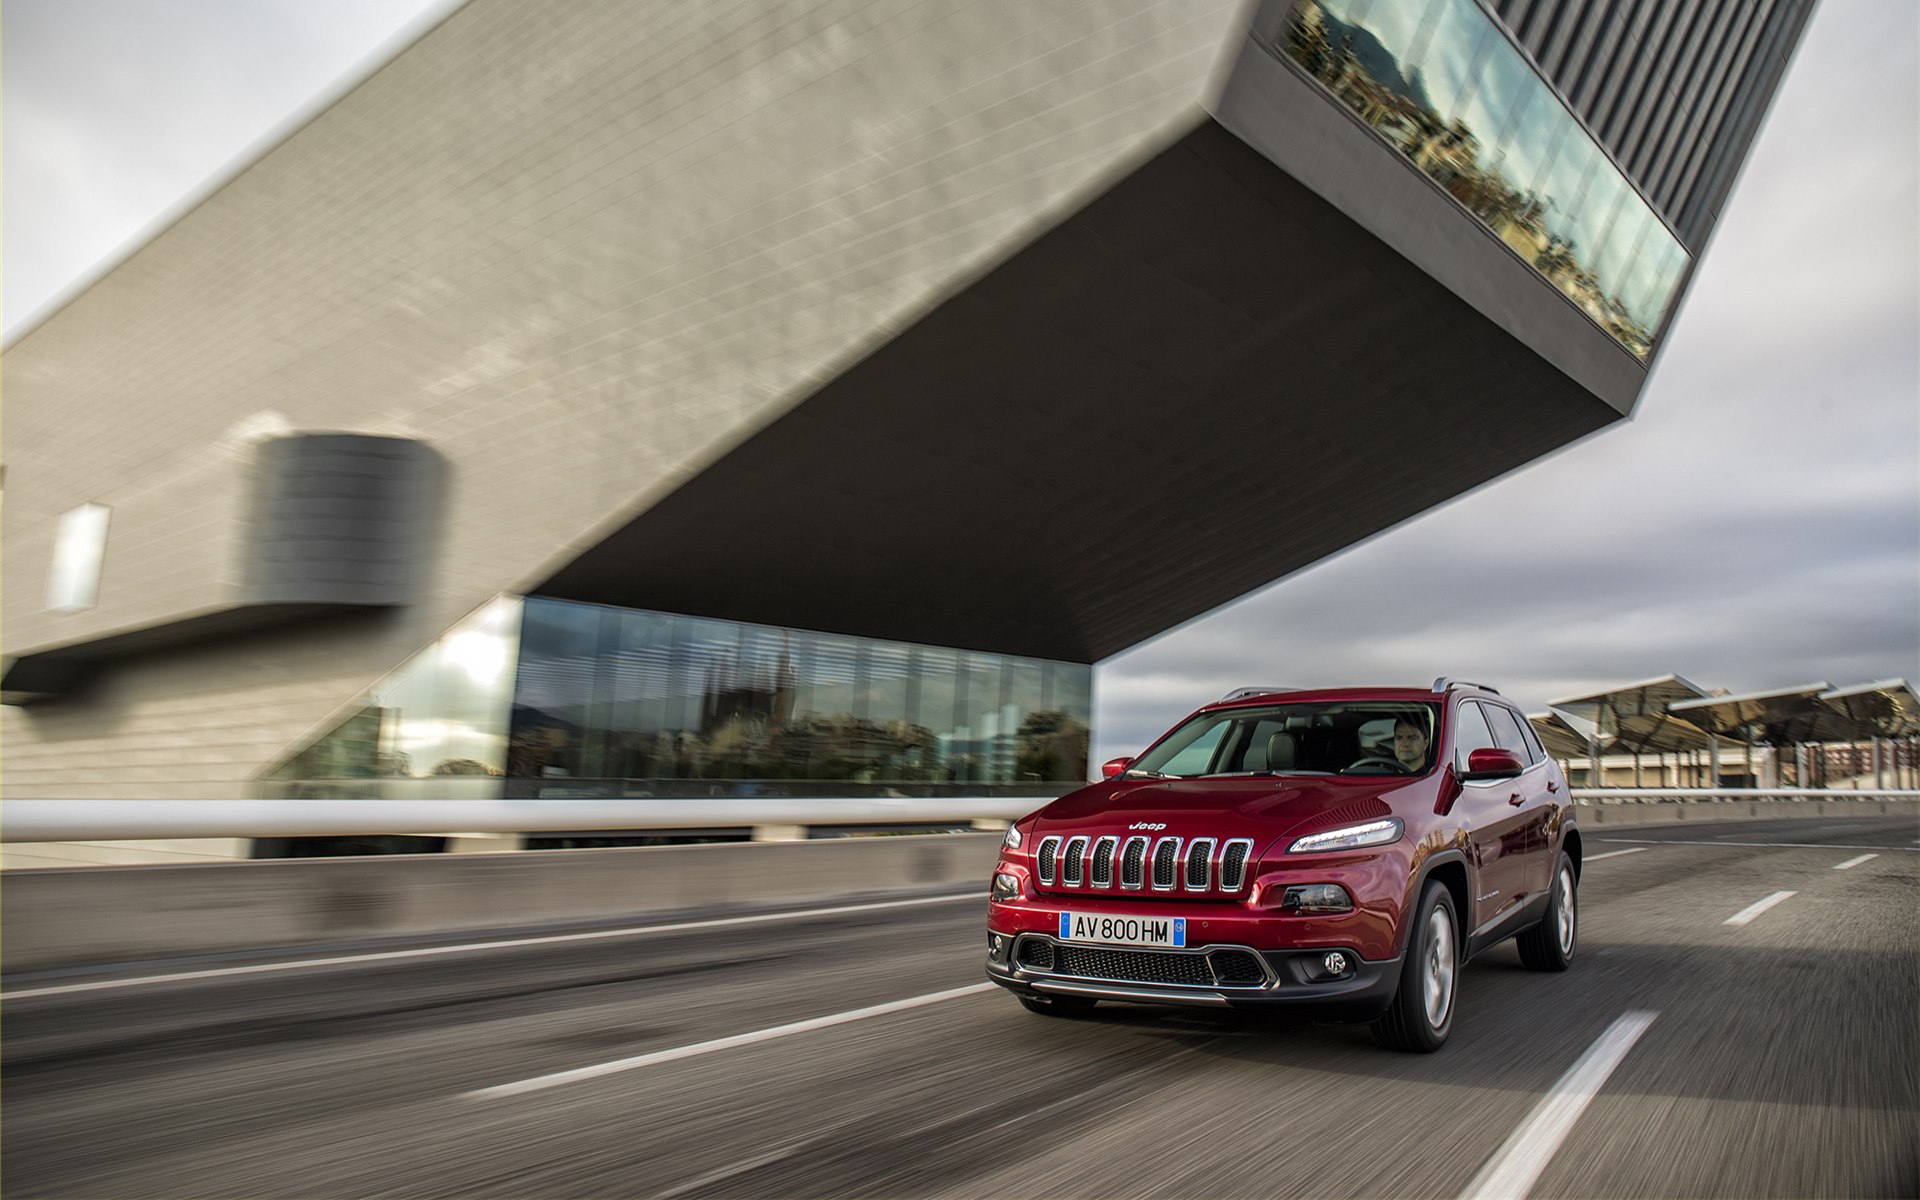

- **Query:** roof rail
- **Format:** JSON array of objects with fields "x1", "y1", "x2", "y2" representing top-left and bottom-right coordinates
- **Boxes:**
[
  {"x1": 1221, "y1": 686, "x2": 1297, "y2": 701},
  {"x1": 1432, "y1": 677, "x2": 1501, "y2": 695}
]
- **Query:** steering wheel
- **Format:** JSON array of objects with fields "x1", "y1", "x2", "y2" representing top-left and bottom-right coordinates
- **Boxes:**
[{"x1": 1344, "y1": 756, "x2": 1411, "y2": 775}]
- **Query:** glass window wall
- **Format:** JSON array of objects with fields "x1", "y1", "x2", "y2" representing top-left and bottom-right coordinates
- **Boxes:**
[
  {"x1": 505, "y1": 599, "x2": 1091, "y2": 796},
  {"x1": 264, "y1": 596, "x2": 522, "y2": 797},
  {"x1": 1278, "y1": 0, "x2": 1688, "y2": 360}
]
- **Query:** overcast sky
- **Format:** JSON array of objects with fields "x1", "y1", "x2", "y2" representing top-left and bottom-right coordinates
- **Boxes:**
[{"x1": 6, "y1": 0, "x2": 1916, "y2": 764}]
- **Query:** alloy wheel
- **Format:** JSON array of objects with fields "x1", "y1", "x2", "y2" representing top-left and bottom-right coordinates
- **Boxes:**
[{"x1": 1423, "y1": 906, "x2": 1456, "y2": 1030}]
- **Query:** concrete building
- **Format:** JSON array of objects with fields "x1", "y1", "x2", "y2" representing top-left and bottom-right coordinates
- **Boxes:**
[{"x1": 3, "y1": 1, "x2": 1812, "y2": 857}]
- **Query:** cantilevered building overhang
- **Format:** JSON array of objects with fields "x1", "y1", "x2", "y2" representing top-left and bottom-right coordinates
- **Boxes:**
[
  {"x1": 538, "y1": 0, "x2": 1815, "y2": 660},
  {"x1": 2, "y1": 0, "x2": 1813, "y2": 800}
]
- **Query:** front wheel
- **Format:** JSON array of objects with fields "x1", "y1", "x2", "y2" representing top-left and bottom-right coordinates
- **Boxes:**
[
  {"x1": 1371, "y1": 881, "x2": 1458, "y2": 1052},
  {"x1": 1516, "y1": 853, "x2": 1578, "y2": 971},
  {"x1": 1017, "y1": 992, "x2": 1097, "y2": 1018}
]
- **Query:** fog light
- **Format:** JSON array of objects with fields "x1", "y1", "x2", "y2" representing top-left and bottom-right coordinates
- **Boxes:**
[
  {"x1": 990, "y1": 933, "x2": 1006, "y2": 954},
  {"x1": 1323, "y1": 951, "x2": 1350, "y2": 976},
  {"x1": 1282, "y1": 884, "x2": 1354, "y2": 913},
  {"x1": 991, "y1": 872, "x2": 1020, "y2": 902}
]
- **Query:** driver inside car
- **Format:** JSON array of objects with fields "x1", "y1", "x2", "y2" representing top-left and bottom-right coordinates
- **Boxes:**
[{"x1": 1392, "y1": 716, "x2": 1430, "y2": 772}]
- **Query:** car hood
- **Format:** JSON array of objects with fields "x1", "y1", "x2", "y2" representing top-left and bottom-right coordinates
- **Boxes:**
[{"x1": 1031, "y1": 777, "x2": 1411, "y2": 854}]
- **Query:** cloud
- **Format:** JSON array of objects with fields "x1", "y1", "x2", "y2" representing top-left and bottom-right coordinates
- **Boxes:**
[
  {"x1": 3, "y1": 0, "x2": 462, "y2": 334},
  {"x1": 1096, "y1": 0, "x2": 1919, "y2": 761}
]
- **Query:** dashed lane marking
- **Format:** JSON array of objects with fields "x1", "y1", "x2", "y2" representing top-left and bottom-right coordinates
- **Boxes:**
[
  {"x1": 0, "y1": 892, "x2": 980, "y2": 1001},
  {"x1": 1584, "y1": 847, "x2": 1649, "y2": 862},
  {"x1": 466, "y1": 982, "x2": 997, "y2": 1099},
  {"x1": 1833, "y1": 854, "x2": 1878, "y2": 869},
  {"x1": 1724, "y1": 891, "x2": 1796, "y2": 926},
  {"x1": 1460, "y1": 1011, "x2": 1659, "y2": 1200}
]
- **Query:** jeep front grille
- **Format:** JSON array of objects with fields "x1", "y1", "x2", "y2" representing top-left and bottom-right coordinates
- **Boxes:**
[{"x1": 1032, "y1": 833, "x2": 1254, "y2": 896}]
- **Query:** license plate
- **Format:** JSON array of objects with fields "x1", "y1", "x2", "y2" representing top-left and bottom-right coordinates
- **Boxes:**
[{"x1": 1057, "y1": 912, "x2": 1187, "y2": 948}]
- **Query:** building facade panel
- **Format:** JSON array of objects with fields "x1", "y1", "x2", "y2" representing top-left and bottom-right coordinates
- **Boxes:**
[
  {"x1": 1489, "y1": 0, "x2": 1811, "y2": 250},
  {"x1": 4, "y1": 0, "x2": 1240, "y2": 798}
]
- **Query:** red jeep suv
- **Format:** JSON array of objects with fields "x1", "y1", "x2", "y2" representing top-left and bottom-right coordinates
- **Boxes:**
[{"x1": 985, "y1": 680, "x2": 1579, "y2": 1051}]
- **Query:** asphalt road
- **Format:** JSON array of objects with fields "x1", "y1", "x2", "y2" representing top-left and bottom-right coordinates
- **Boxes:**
[{"x1": 4, "y1": 815, "x2": 1914, "y2": 1198}]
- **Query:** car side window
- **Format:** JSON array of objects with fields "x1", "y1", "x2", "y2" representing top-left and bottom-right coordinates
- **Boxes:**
[
  {"x1": 1517, "y1": 713, "x2": 1548, "y2": 765},
  {"x1": 1483, "y1": 704, "x2": 1532, "y2": 762},
  {"x1": 1452, "y1": 702, "x2": 1497, "y2": 773}
]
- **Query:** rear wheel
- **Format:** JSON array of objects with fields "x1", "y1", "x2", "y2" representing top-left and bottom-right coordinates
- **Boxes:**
[
  {"x1": 1371, "y1": 881, "x2": 1458, "y2": 1052},
  {"x1": 1517, "y1": 853, "x2": 1578, "y2": 971},
  {"x1": 1017, "y1": 992, "x2": 1097, "y2": 1018}
]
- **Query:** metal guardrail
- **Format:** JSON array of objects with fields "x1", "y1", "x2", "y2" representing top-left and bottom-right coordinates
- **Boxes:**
[
  {"x1": 1570, "y1": 788, "x2": 1920, "y2": 802},
  {"x1": 0, "y1": 798, "x2": 1040, "y2": 842},
  {"x1": 3, "y1": 789, "x2": 1915, "y2": 843}
]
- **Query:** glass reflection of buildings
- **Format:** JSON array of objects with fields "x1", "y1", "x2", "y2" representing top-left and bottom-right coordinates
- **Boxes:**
[
  {"x1": 1282, "y1": 0, "x2": 1688, "y2": 360},
  {"x1": 266, "y1": 596, "x2": 1091, "y2": 799}
]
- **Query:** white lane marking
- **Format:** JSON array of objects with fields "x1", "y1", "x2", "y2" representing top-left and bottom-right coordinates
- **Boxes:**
[
  {"x1": 655, "y1": 1142, "x2": 812, "y2": 1199},
  {"x1": 0, "y1": 892, "x2": 979, "y2": 1000},
  {"x1": 1833, "y1": 854, "x2": 1878, "y2": 869},
  {"x1": 1595, "y1": 838, "x2": 1917, "y2": 852},
  {"x1": 467, "y1": 982, "x2": 996, "y2": 1099},
  {"x1": 1724, "y1": 891, "x2": 1796, "y2": 926},
  {"x1": 1460, "y1": 1011, "x2": 1659, "y2": 1200},
  {"x1": 1584, "y1": 847, "x2": 1649, "y2": 862}
]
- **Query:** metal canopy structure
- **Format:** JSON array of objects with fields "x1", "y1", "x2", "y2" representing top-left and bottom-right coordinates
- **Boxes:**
[
  {"x1": 1818, "y1": 680, "x2": 1920, "y2": 737},
  {"x1": 1528, "y1": 711, "x2": 1597, "y2": 761},
  {"x1": 1669, "y1": 682, "x2": 1842, "y2": 744},
  {"x1": 1535, "y1": 674, "x2": 1920, "y2": 790},
  {"x1": 1547, "y1": 675, "x2": 1715, "y2": 753}
]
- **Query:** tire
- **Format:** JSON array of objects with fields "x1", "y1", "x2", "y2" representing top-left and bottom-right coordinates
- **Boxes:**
[
  {"x1": 1371, "y1": 881, "x2": 1459, "y2": 1052},
  {"x1": 1516, "y1": 853, "x2": 1578, "y2": 972},
  {"x1": 1017, "y1": 992, "x2": 1097, "y2": 1018}
]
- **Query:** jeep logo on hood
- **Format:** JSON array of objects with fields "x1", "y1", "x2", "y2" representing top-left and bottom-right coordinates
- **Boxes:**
[{"x1": 1128, "y1": 822, "x2": 1167, "y2": 830}]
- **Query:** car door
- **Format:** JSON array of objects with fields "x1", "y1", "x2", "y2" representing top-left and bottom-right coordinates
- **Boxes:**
[
  {"x1": 1451, "y1": 700, "x2": 1533, "y2": 932},
  {"x1": 1481, "y1": 701, "x2": 1556, "y2": 903}
]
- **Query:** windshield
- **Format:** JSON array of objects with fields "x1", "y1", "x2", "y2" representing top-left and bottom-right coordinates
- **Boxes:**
[{"x1": 1125, "y1": 701, "x2": 1439, "y2": 779}]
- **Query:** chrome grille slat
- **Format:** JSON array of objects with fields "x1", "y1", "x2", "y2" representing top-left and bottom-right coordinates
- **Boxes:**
[
  {"x1": 1089, "y1": 836, "x2": 1118, "y2": 887},
  {"x1": 1061, "y1": 836, "x2": 1089, "y2": 886},
  {"x1": 1119, "y1": 837, "x2": 1149, "y2": 889},
  {"x1": 1219, "y1": 838, "x2": 1253, "y2": 892},
  {"x1": 1150, "y1": 837, "x2": 1182, "y2": 891},
  {"x1": 1036, "y1": 836, "x2": 1060, "y2": 885},
  {"x1": 1184, "y1": 837, "x2": 1216, "y2": 891}
]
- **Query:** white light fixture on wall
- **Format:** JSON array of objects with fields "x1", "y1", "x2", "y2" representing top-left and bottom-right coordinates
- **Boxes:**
[{"x1": 47, "y1": 503, "x2": 111, "y2": 612}]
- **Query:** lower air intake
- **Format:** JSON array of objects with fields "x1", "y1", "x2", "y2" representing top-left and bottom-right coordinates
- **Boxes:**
[{"x1": 1054, "y1": 945, "x2": 1213, "y2": 987}]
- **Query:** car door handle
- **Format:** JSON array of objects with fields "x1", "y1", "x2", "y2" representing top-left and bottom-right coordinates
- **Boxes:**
[
  {"x1": 1508, "y1": 792, "x2": 1524, "y2": 806},
  {"x1": 1546, "y1": 780, "x2": 1559, "y2": 793}
]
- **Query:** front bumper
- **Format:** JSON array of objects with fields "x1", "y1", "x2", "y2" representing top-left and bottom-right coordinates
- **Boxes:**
[{"x1": 985, "y1": 930, "x2": 1400, "y2": 1017}]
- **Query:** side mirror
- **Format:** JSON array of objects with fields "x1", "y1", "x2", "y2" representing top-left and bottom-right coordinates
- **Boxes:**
[
  {"x1": 1461, "y1": 747, "x2": 1525, "y2": 781},
  {"x1": 1100, "y1": 757, "x2": 1134, "y2": 780}
]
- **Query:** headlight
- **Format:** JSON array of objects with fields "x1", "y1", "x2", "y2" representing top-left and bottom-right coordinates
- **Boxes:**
[
  {"x1": 1288, "y1": 817, "x2": 1403, "y2": 854},
  {"x1": 991, "y1": 872, "x2": 1020, "y2": 901},
  {"x1": 1282, "y1": 883, "x2": 1354, "y2": 913},
  {"x1": 1002, "y1": 824, "x2": 1023, "y2": 850}
]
